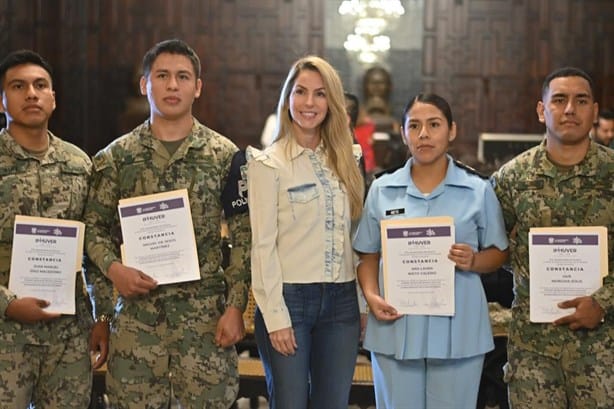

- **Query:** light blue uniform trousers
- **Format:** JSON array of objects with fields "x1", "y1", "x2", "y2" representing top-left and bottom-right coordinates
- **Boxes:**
[{"x1": 371, "y1": 351, "x2": 485, "y2": 409}]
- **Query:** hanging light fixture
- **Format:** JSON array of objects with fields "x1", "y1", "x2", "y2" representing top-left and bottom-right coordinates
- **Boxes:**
[
  {"x1": 339, "y1": 0, "x2": 406, "y2": 23},
  {"x1": 338, "y1": 0, "x2": 405, "y2": 65},
  {"x1": 344, "y1": 33, "x2": 391, "y2": 64}
]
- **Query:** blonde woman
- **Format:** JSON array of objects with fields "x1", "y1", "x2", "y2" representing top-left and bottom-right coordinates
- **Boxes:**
[{"x1": 247, "y1": 55, "x2": 364, "y2": 409}]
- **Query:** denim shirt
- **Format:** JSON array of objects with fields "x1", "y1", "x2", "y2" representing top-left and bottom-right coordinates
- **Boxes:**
[{"x1": 247, "y1": 137, "x2": 354, "y2": 333}]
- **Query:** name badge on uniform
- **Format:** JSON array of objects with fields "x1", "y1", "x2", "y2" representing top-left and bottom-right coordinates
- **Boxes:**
[{"x1": 385, "y1": 208, "x2": 405, "y2": 216}]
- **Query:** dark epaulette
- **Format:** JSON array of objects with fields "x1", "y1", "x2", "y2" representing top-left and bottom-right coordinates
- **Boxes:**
[
  {"x1": 453, "y1": 159, "x2": 489, "y2": 179},
  {"x1": 373, "y1": 163, "x2": 404, "y2": 179}
]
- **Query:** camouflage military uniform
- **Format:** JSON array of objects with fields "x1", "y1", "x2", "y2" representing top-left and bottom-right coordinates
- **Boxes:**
[
  {"x1": 84, "y1": 119, "x2": 250, "y2": 409},
  {"x1": 0, "y1": 129, "x2": 93, "y2": 408},
  {"x1": 491, "y1": 140, "x2": 613, "y2": 408}
]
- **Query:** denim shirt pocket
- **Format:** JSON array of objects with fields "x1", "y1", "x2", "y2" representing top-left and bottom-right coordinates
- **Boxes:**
[{"x1": 287, "y1": 183, "x2": 320, "y2": 220}]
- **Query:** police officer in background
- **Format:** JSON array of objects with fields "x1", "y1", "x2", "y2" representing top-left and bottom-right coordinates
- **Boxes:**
[
  {"x1": 591, "y1": 108, "x2": 614, "y2": 148},
  {"x1": 0, "y1": 49, "x2": 103, "y2": 408},
  {"x1": 492, "y1": 67, "x2": 613, "y2": 408},
  {"x1": 83, "y1": 39, "x2": 250, "y2": 408}
]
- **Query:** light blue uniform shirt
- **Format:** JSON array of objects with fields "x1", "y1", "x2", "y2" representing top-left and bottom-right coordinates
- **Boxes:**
[{"x1": 353, "y1": 156, "x2": 508, "y2": 359}]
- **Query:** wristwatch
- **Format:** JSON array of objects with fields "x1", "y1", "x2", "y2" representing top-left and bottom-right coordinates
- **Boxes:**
[{"x1": 96, "y1": 314, "x2": 112, "y2": 324}]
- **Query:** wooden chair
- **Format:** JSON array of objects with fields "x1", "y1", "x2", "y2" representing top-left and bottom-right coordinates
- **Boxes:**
[
  {"x1": 234, "y1": 289, "x2": 264, "y2": 408},
  {"x1": 236, "y1": 288, "x2": 259, "y2": 357}
]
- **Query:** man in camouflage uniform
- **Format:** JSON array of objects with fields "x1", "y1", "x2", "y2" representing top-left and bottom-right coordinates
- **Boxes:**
[
  {"x1": 83, "y1": 39, "x2": 250, "y2": 409},
  {"x1": 0, "y1": 50, "x2": 104, "y2": 407},
  {"x1": 492, "y1": 67, "x2": 613, "y2": 408}
]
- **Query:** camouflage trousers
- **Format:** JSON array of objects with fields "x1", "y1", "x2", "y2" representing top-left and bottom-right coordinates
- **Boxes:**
[
  {"x1": 105, "y1": 295, "x2": 239, "y2": 409},
  {"x1": 0, "y1": 334, "x2": 92, "y2": 408},
  {"x1": 504, "y1": 341, "x2": 613, "y2": 408}
]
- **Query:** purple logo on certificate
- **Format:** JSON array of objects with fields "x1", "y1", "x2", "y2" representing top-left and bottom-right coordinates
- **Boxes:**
[
  {"x1": 386, "y1": 226, "x2": 451, "y2": 239},
  {"x1": 15, "y1": 224, "x2": 77, "y2": 237},
  {"x1": 120, "y1": 198, "x2": 185, "y2": 218},
  {"x1": 532, "y1": 234, "x2": 598, "y2": 246}
]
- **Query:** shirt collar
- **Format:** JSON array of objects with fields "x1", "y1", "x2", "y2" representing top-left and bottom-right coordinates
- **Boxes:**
[
  {"x1": 137, "y1": 118, "x2": 207, "y2": 151},
  {"x1": 533, "y1": 138, "x2": 599, "y2": 178},
  {"x1": 281, "y1": 135, "x2": 325, "y2": 160},
  {"x1": 379, "y1": 155, "x2": 474, "y2": 197},
  {"x1": 0, "y1": 128, "x2": 62, "y2": 161}
]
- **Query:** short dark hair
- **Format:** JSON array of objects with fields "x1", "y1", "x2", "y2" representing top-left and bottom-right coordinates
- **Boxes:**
[
  {"x1": 142, "y1": 39, "x2": 201, "y2": 78},
  {"x1": 598, "y1": 108, "x2": 614, "y2": 121},
  {"x1": 344, "y1": 92, "x2": 359, "y2": 129},
  {"x1": 0, "y1": 49, "x2": 53, "y2": 92},
  {"x1": 541, "y1": 66, "x2": 594, "y2": 99},
  {"x1": 401, "y1": 93, "x2": 454, "y2": 128}
]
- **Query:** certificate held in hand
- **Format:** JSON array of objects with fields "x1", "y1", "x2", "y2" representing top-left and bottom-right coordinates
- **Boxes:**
[
  {"x1": 380, "y1": 216, "x2": 456, "y2": 316},
  {"x1": 118, "y1": 189, "x2": 200, "y2": 285},
  {"x1": 9, "y1": 215, "x2": 85, "y2": 315},
  {"x1": 529, "y1": 226, "x2": 607, "y2": 322}
]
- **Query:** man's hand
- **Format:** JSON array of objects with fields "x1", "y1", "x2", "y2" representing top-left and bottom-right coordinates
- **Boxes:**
[
  {"x1": 89, "y1": 321, "x2": 110, "y2": 370},
  {"x1": 4, "y1": 297, "x2": 61, "y2": 324},
  {"x1": 215, "y1": 306, "x2": 245, "y2": 348},
  {"x1": 554, "y1": 296, "x2": 605, "y2": 330},
  {"x1": 269, "y1": 327, "x2": 297, "y2": 356},
  {"x1": 107, "y1": 261, "x2": 157, "y2": 298}
]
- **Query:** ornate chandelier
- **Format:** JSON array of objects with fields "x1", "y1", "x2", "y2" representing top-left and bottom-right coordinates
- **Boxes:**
[{"x1": 338, "y1": 0, "x2": 405, "y2": 64}]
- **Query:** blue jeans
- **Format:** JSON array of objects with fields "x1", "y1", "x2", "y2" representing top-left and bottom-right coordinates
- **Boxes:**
[{"x1": 255, "y1": 281, "x2": 360, "y2": 409}]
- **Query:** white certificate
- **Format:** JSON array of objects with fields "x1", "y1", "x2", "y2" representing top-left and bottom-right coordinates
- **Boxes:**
[
  {"x1": 118, "y1": 189, "x2": 200, "y2": 285},
  {"x1": 381, "y1": 216, "x2": 456, "y2": 316},
  {"x1": 8, "y1": 215, "x2": 84, "y2": 314},
  {"x1": 529, "y1": 226, "x2": 607, "y2": 322}
]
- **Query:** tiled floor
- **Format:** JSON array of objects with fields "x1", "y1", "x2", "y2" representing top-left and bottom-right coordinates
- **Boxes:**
[
  {"x1": 234, "y1": 353, "x2": 501, "y2": 409},
  {"x1": 235, "y1": 398, "x2": 375, "y2": 409},
  {"x1": 236, "y1": 398, "x2": 500, "y2": 409},
  {"x1": 235, "y1": 352, "x2": 376, "y2": 409}
]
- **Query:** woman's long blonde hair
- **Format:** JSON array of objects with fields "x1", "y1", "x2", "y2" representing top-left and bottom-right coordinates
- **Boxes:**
[{"x1": 273, "y1": 55, "x2": 363, "y2": 220}]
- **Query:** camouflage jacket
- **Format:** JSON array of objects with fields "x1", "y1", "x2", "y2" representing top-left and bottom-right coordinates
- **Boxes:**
[
  {"x1": 83, "y1": 119, "x2": 250, "y2": 324},
  {"x1": 0, "y1": 129, "x2": 93, "y2": 345},
  {"x1": 492, "y1": 140, "x2": 613, "y2": 358}
]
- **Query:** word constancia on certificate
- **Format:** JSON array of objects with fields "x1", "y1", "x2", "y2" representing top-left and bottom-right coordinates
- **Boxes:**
[{"x1": 118, "y1": 189, "x2": 200, "y2": 285}]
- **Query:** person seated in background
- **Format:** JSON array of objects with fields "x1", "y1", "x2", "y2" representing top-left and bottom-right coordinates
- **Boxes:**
[{"x1": 591, "y1": 108, "x2": 614, "y2": 148}]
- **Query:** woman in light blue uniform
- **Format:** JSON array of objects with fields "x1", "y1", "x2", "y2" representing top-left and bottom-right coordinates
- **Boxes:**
[{"x1": 353, "y1": 93, "x2": 509, "y2": 409}]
